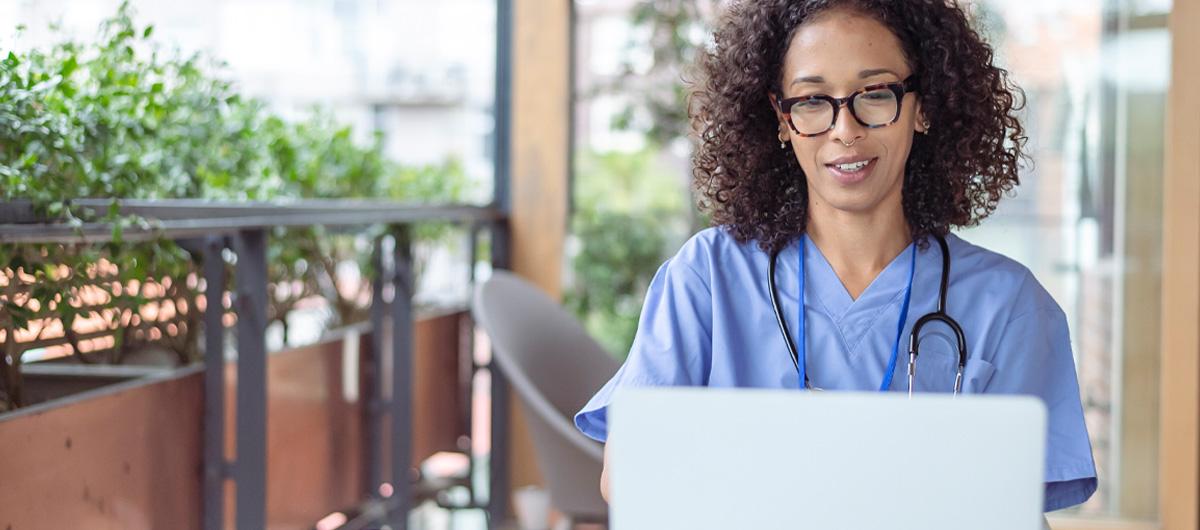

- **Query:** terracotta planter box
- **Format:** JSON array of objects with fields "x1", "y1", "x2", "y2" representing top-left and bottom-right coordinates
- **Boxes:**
[{"x1": 0, "y1": 310, "x2": 469, "y2": 530}]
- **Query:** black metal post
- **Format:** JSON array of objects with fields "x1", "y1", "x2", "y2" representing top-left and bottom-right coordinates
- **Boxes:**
[
  {"x1": 487, "y1": 222, "x2": 512, "y2": 528},
  {"x1": 202, "y1": 236, "x2": 227, "y2": 530},
  {"x1": 493, "y1": 0, "x2": 512, "y2": 215},
  {"x1": 365, "y1": 238, "x2": 387, "y2": 498},
  {"x1": 233, "y1": 229, "x2": 268, "y2": 530},
  {"x1": 465, "y1": 224, "x2": 482, "y2": 507},
  {"x1": 388, "y1": 230, "x2": 415, "y2": 528},
  {"x1": 489, "y1": 0, "x2": 514, "y2": 524}
]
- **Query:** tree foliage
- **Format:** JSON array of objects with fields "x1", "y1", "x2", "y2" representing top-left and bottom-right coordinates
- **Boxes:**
[{"x1": 0, "y1": 2, "x2": 465, "y2": 409}]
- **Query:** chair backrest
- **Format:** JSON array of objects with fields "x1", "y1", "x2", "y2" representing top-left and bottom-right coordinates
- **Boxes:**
[
  {"x1": 472, "y1": 270, "x2": 620, "y2": 518},
  {"x1": 473, "y1": 270, "x2": 620, "y2": 419}
]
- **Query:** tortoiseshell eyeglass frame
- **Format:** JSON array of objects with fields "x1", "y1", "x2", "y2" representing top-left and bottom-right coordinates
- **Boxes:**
[{"x1": 772, "y1": 76, "x2": 920, "y2": 137}]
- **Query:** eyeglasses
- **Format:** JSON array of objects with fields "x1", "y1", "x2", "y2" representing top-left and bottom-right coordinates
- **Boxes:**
[{"x1": 774, "y1": 76, "x2": 919, "y2": 137}]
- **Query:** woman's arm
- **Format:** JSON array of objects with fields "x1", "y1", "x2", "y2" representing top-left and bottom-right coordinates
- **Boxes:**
[{"x1": 601, "y1": 440, "x2": 612, "y2": 503}]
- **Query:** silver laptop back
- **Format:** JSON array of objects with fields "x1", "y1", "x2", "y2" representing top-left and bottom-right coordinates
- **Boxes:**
[{"x1": 609, "y1": 388, "x2": 1046, "y2": 530}]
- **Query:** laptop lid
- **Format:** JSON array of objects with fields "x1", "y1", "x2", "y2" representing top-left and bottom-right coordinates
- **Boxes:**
[{"x1": 609, "y1": 388, "x2": 1046, "y2": 530}]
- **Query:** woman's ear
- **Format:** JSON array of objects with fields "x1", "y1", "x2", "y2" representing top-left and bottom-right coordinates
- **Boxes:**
[
  {"x1": 768, "y1": 93, "x2": 787, "y2": 124},
  {"x1": 914, "y1": 100, "x2": 931, "y2": 134},
  {"x1": 768, "y1": 93, "x2": 791, "y2": 139}
]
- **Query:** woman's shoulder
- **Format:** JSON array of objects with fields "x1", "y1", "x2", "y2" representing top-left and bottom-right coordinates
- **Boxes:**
[
  {"x1": 944, "y1": 233, "x2": 1063, "y2": 320},
  {"x1": 671, "y1": 225, "x2": 769, "y2": 276},
  {"x1": 644, "y1": 226, "x2": 772, "y2": 294}
]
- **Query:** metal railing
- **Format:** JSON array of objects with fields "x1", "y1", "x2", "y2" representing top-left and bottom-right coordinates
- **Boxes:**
[
  {"x1": 0, "y1": 199, "x2": 511, "y2": 530},
  {"x1": 1, "y1": 1, "x2": 519, "y2": 525}
]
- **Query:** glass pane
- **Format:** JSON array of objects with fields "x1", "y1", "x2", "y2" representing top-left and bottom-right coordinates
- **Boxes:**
[{"x1": 961, "y1": 0, "x2": 1170, "y2": 520}]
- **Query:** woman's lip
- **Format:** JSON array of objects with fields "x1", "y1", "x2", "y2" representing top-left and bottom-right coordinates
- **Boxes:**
[{"x1": 824, "y1": 157, "x2": 878, "y2": 185}]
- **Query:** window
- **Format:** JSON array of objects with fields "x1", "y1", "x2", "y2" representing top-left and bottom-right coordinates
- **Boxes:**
[{"x1": 959, "y1": 0, "x2": 1171, "y2": 522}]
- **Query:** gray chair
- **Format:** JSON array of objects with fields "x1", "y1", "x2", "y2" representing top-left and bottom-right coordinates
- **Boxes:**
[{"x1": 472, "y1": 270, "x2": 620, "y2": 528}]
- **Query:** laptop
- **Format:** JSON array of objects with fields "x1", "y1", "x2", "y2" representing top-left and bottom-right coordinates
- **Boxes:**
[{"x1": 608, "y1": 388, "x2": 1046, "y2": 530}]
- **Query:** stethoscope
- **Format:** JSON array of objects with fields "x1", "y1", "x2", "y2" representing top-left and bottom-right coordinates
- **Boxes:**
[{"x1": 767, "y1": 233, "x2": 968, "y2": 396}]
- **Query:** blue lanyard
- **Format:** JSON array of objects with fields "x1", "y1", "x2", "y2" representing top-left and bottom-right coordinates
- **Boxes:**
[{"x1": 797, "y1": 235, "x2": 917, "y2": 391}]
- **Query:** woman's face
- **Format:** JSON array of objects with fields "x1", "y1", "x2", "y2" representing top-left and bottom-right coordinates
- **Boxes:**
[{"x1": 773, "y1": 9, "x2": 926, "y2": 218}]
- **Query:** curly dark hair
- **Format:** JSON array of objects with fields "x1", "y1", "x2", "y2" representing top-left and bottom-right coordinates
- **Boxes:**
[{"x1": 690, "y1": 0, "x2": 1026, "y2": 253}]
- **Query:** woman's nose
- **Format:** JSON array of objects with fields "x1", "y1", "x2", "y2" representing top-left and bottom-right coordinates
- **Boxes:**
[{"x1": 829, "y1": 102, "x2": 866, "y2": 146}]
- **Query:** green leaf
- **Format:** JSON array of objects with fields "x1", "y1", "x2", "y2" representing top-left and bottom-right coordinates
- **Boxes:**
[
  {"x1": 61, "y1": 304, "x2": 77, "y2": 331},
  {"x1": 6, "y1": 303, "x2": 34, "y2": 330},
  {"x1": 60, "y1": 55, "x2": 78, "y2": 77}
]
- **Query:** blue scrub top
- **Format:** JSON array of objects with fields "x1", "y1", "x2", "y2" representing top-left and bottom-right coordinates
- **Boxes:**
[{"x1": 574, "y1": 227, "x2": 1098, "y2": 512}]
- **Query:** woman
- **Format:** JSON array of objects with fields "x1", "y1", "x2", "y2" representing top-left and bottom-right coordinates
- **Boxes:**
[{"x1": 574, "y1": 0, "x2": 1097, "y2": 514}]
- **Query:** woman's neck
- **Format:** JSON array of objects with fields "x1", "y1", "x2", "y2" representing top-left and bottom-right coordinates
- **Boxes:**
[{"x1": 806, "y1": 198, "x2": 912, "y2": 301}]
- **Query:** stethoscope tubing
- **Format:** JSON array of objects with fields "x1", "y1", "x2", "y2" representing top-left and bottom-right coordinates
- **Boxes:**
[{"x1": 768, "y1": 233, "x2": 968, "y2": 395}]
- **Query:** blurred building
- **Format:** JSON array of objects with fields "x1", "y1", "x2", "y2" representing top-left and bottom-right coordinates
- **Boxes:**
[{"x1": 1, "y1": 0, "x2": 497, "y2": 203}]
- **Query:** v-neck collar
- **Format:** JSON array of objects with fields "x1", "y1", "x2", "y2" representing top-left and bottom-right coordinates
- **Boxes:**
[{"x1": 801, "y1": 235, "x2": 916, "y2": 322}]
